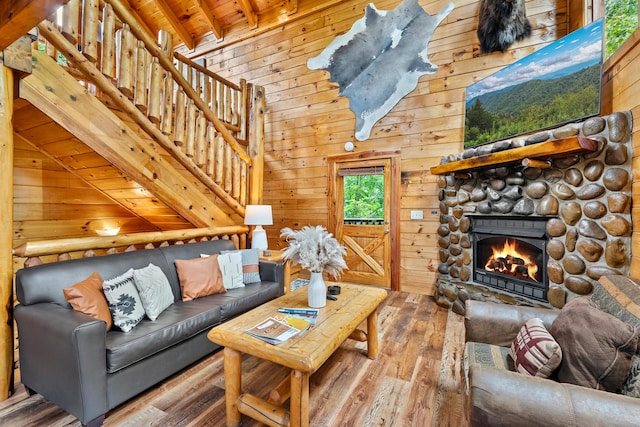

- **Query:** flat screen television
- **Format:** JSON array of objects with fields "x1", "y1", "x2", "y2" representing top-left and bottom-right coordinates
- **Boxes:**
[{"x1": 464, "y1": 19, "x2": 604, "y2": 148}]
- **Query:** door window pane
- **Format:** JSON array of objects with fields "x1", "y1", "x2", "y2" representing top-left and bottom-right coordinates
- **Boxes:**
[{"x1": 343, "y1": 174, "x2": 384, "y2": 225}]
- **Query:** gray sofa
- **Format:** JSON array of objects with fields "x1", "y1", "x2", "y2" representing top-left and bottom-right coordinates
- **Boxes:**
[
  {"x1": 14, "y1": 239, "x2": 284, "y2": 427},
  {"x1": 464, "y1": 275, "x2": 640, "y2": 426}
]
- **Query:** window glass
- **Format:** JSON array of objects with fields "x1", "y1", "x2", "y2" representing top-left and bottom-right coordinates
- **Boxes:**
[
  {"x1": 343, "y1": 174, "x2": 384, "y2": 224},
  {"x1": 605, "y1": 0, "x2": 638, "y2": 57}
]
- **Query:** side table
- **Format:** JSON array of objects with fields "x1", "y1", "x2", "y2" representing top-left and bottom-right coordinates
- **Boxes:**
[{"x1": 259, "y1": 249, "x2": 300, "y2": 294}]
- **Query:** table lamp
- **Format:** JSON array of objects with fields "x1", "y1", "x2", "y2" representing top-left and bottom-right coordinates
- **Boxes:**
[{"x1": 244, "y1": 205, "x2": 273, "y2": 251}]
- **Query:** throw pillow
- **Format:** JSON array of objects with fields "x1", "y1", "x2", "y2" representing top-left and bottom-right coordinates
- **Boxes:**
[
  {"x1": 63, "y1": 271, "x2": 113, "y2": 330},
  {"x1": 221, "y1": 248, "x2": 261, "y2": 283},
  {"x1": 217, "y1": 252, "x2": 245, "y2": 289},
  {"x1": 549, "y1": 296, "x2": 638, "y2": 392},
  {"x1": 132, "y1": 263, "x2": 174, "y2": 321},
  {"x1": 175, "y1": 254, "x2": 226, "y2": 301},
  {"x1": 103, "y1": 269, "x2": 146, "y2": 332},
  {"x1": 509, "y1": 318, "x2": 562, "y2": 378},
  {"x1": 622, "y1": 353, "x2": 640, "y2": 398}
]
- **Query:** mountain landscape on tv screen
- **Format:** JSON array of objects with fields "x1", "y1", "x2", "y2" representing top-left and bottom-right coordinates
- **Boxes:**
[{"x1": 464, "y1": 19, "x2": 603, "y2": 148}]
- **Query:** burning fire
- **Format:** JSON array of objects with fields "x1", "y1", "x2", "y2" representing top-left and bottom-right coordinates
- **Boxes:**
[{"x1": 484, "y1": 239, "x2": 539, "y2": 282}]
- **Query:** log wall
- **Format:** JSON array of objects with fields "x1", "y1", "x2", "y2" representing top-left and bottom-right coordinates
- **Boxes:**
[{"x1": 195, "y1": 0, "x2": 570, "y2": 295}]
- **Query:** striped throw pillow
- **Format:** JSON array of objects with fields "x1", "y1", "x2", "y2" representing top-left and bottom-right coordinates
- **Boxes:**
[{"x1": 509, "y1": 318, "x2": 562, "y2": 378}]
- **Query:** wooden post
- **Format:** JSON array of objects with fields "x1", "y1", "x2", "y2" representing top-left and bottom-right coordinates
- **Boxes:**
[
  {"x1": 0, "y1": 62, "x2": 14, "y2": 399},
  {"x1": 224, "y1": 348, "x2": 242, "y2": 427},
  {"x1": 248, "y1": 85, "x2": 265, "y2": 204}
]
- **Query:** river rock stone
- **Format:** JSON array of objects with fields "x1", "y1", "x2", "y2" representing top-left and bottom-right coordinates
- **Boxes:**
[
  {"x1": 603, "y1": 168, "x2": 629, "y2": 191},
  {"x1": 553, "y1": 125, "x2": 579, "y2": 138},
  {"x1": 536, "y1": 195, "x2": 559, "y2": 215},
  {"x1": 563, "y1": 255, "x2": 586, "y2": 274},
  {"x1": 462, "y1": 148, "x2": 477, "y2": 159},
  {"x1": 582, "y1": 116, "x2": 606, "y2": 135},
  {"x1": 439, "y1": 189, "x2": 445, "y2": 201},
  {"x1": 547, "y1": 286, "x2": 567, "y2": 309},
  {"x1": 583, "y1": 201, "x2": 607, "y2": 219},
  {"x1": 546, "y1": 239, "x2": 565, "y2": 259},
  {"x1": 495, "y1": 167, "x2": 510, "y2": 177},
  {"x1": 601, "y1": 214, "x2": 631, "y2": 236},
  {"x1": 526, "y1": 182, "x2": 548, "y2": 199},
  {"x1": 437, "y1": 225, "x2": 450, "y2": 237},
  {"x1": 583, "y1": 160, "x2": 605, "y2": 181},
  {"x1": 577, "y1": 238, "x2": 603, "y2": 262},
  {"x1": 503, "y1": 186, "x2": 523, "y2": 200},
  {"x1": 476, "y1": 145, "x2": 494, "y2": 156},
  {"x1": 566, "y1": 228, "x2": 578, "y2": 252},
  {"x1": 608, "y1": 193, "x2": 630, "y2": 213},
  {"x1": 576, "y1": 184, "x2": 605, "y2": 200},
  {"x1": 513, "y1": 198, "x2": 535, "y2": 215},
  {"x1": 445, "y1": 190, "x2": 457, "y2": 197},
  {"x1": 506, "y1": 175, "x2": 525, "y2": 185},
  {"x1": 523, "y1": 167, "x2": 543, "y2": 180},
  {"x1": 489, "y1": 178, "x2": 506, "y2": 191},
  {"x1": 464, "y1": 250, "x2": 471, "y2": 265},
  {"x1": 607, "y1": 111, "x2": 630, "y2": 142},
  {"x1": 606, "y1": 238, "x2": 628, "y2": 268},
  {"x1": 546, "y1": 218, "x2": 567, "y2": 237},
  {"x1": 560, "y1": 202, "x2": 582, "y2": 225},
  {"x1": 525, "y1": 132, "x2": 550, "y2": 144},
  {"x1": 492, "y1": 141, "x2": 512, "y2": 152},
  {"x1": 439, "y1": 249, "x2": 449, "y2": 263},
  {"x1": 438, "y1": 237, "x2": 449, "y2": 249},
  {"x1": 554, "y1": 156, "x2": 580, "y2": 169},
  {"x1": 586, "y1": 266, "x2": 623, "y2": 280},
  {"x1": 449, "y1": 266, "x2": 460, "y2": 278},
  {"x1": 565, "y1": 276, "x2": 594, "y2": 295},
  {"x1": 457, "y1": 190, "x2": 470, "y2": 205},
  {"x1": 460, "y1": 183, "x2": 476, "y2": 193},
  {"x1": 448, "y1": 216, "x2": 459, "y2": 232},
  {"x1": 584, "y1": 136, "x2": 608, "y2": 160},
  {"x1": 440, "y1": 201, "x2": 448, "y2": 214},
  {"x1": 455, "y1": 257, "x2": 463, "y2": 267},
  {"x1": 449, "y1": 233, "x2": 460, "y2": 244},
  {"x1": 578, "y1": 219, "x2": 607, "y2": 240},
  {"x1": 440, "y1": 214, "x2": 450, "y2": 224},
  {"x1": 564, "y1": 168, "x2": 583, "y2": 187},
  {"x1": 459, "y1": 217, "x2": 471, "y2": 233},
  {"x1": 605, "y1": 144, "x2": 629, "y2": 165},
  {"x1": 460, "y1": 234, "x2": 471, "y2": 248},
  {"x1": 487, "y1": 187, "x2": 501, "y2": 201},
  {"x1": 459, "y1": 267, "x2": 471, "y2": 282},
  {"x1": 453, "y1": 207, "x2": 463, "y2": 218},
  {"x1": 547, "y1": 259, "x2": 564, "y2": 284},
  {"x1": 551, "y1": 183, "x2": 575, "y2": 200},
  {"x1": 449, "y1": 245, "x2": 462, "y2": 256},
  {"x1": 493, "y1": 200, "x2": 515, "y2": 214},
  {"x1": 438, "y1": 177, "x2": 447, "y2": 188},
  {"x1": 470, "y1": 188, "x2": 487, "y2": 202},
  {"x1": 445, "y1": 199, "x2": 457, "y2": 208},
  {"x1": 478, "y1": 201, "x2": 492, "y2": 214},
  {"x1": 543, "y1": 169, "x2": 563, "y2": 183},
  {"x1": 438, "y1": 263, "x2": 450, "y2": 274}
]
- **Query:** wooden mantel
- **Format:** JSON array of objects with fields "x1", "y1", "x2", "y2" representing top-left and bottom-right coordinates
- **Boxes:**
[{"x1": 430, "y1": 136, "x2": 597, "y2": 175}]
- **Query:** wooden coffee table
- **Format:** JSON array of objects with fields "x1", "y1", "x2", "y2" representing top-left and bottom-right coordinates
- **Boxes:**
[{"x1": 207, "y1": 282, "x2": 388, "y2": 427}]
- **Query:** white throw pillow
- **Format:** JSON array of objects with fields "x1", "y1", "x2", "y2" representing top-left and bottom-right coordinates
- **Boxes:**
[
  {"x1": 217, "y1": 252, "x2": 244, "y2": 289},
  {"x1": 103, "y1": 269, "x2": 146, "y2": 332},
  {"x1": 132, "y1": 263, "x2": 174, "y2": 321}
]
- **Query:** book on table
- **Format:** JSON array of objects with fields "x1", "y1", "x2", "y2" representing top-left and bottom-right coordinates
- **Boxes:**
[{"x1": 245, "y1": 308, "x2": 318, "y2": 345}]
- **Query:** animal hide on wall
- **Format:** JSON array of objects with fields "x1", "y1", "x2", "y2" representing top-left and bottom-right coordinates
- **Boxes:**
[
  {"x1": 307, "y1": 0, "x2": 454, "y2": 141},
  {"x1": 477, "y1": 0, "x2": 531, "y2": 53}
]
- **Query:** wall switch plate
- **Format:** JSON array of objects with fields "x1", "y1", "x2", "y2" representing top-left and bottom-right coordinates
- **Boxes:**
[{"x1": 410, "y1": 210, "x2": 423, "y2": 220}]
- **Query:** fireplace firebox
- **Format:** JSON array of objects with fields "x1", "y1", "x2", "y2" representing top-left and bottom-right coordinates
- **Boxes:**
[{"x1": 471, "y1": 216, "x2": 549, "y2": 302}]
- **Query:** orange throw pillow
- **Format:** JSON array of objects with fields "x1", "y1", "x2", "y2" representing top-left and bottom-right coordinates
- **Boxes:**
[
  {"x1": 63, "y1": 271, "x2": 113, "y2": 330},
  {"x1": 175, "y1": 254, "x2": 226, "y2": 301}
]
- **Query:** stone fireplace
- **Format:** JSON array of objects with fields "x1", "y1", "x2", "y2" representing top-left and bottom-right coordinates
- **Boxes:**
[{"x1": 434, "y1": 111, "x2": 633, "y2": 315}]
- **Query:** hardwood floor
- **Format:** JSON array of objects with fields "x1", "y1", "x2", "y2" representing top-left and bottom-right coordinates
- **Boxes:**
[{"x1": 0, "y1": 291, "x2": 468, "y2": 426}]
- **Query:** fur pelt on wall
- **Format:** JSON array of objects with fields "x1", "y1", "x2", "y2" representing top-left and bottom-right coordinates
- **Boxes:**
[{"x1": 477, "y1": 0, "x2": 532, "y2": 53}]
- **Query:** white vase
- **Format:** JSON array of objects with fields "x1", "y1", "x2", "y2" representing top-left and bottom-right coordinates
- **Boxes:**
[{"x1": 308, "y1": 271, "x2": 326, "y2": 308}]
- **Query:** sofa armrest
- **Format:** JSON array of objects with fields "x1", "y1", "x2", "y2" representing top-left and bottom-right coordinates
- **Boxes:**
[
  {"x1": 464, "y1": 300, "x2": 559, "y2": 346},
  {"x1": 259, "y1": 260, "x2": 285, "y2": 294},
  {"x1": 14, "y1": 302, "x2": 108, "y2": 424},
  {"x1": 468, "y1": 363, "x2": 640, "y2": 427}
]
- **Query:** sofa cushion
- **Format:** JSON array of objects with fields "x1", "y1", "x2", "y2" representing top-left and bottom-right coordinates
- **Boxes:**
[
  {"x1": 175, "y1": 255, "x2": 226, "y2": 301},
  {"x1": 132, "y1": 263, "x2": 174, "y2": 321},
  {"x1": 217, "y1": 252, "x2": 244, "y2": 289},
  {"x1": 509, "y1": 318, "x2": 562, "y2": 378},
  {"x1": 218, "y1": 281, "x2": 283, "y2": 321},
  {"x1": 103, "y1": 269, "x2": 146, "y2": 332},
  {"x1": 222, "y1": 248, "x2": 261, "y2": 283},
  {"x1": 63, "y1": 271, "x2": 113, "y2": 330},
  {"x1": 550, "y1": 296, "x2": 637, "y2": 392}
]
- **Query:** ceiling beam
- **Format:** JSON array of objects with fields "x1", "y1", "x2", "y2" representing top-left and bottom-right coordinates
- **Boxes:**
[
  {"x1": 0, "y1": 0, "x2": 67, "y2": 50},
  {"x1": 237, "y1": 0, "x2": 257, "y2": 28},
  {"x1": 154, "y1": 0, "x2": 195, "y2": 50},
  {"x1": 285, "y1": 0, "x2": 298, "y2": 14},
  {"x1": 195, "y1": 0, "x2": 222, "y2": 40}
]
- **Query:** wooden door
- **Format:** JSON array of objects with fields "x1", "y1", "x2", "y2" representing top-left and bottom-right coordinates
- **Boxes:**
[{"x1": 328, "y1": 153, "x2": 400, "y2": 290}]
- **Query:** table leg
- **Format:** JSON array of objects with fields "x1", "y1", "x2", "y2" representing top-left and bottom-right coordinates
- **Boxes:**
[
  {"x1": 367, "y1": 309, "x2": 379, "y2": 359},
  {"x1": 224, "y1": 347, "x2": 242, "y2": 427},
  {"x1": 289, "y1": 369, "x2": 310, "y2": 427}
]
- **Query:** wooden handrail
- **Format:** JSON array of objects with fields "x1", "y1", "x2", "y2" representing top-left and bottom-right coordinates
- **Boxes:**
[
  {"x1": 174, "y1": 52, "x2": 240, "y2": 90},
  {"x1": 13, "y1": 226, "x2": 249, "y2": 258}
]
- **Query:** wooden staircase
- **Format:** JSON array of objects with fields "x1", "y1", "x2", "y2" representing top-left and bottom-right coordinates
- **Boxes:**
[{"x1": 15, "y1": 0, "x2": 266, "y2": 230}]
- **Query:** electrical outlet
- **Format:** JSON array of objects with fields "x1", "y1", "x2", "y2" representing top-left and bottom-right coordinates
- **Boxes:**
[{"x1": 410, "y1": 210, "x2": 423, "y2": 220}]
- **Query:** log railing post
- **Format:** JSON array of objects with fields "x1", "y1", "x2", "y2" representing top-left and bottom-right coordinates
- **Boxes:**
[
  {"x1": 0, "y1": 62, "x2": 14, "y2": 399},
  {"x1": 248, "y1": 84, "x2": 265, "y2": 204}
]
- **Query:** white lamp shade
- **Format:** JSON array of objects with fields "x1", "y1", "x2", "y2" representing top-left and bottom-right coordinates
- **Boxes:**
[{"x1": 244, "y1": 205, "x2": 273, "y2": 225}]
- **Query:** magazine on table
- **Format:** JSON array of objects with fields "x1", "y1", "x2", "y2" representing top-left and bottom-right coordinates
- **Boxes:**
[{"x1": 245, "y1": 308, "x2": 318, "y2": 345}]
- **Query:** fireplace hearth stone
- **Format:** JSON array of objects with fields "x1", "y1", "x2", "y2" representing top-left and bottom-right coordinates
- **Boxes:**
[{"x1": 434, "y1": 111, "x2": 632, "y2": 315}]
